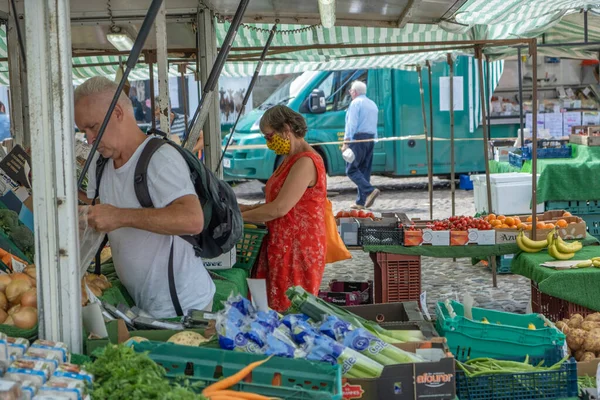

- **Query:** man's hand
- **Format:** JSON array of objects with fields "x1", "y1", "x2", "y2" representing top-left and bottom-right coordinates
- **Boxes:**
[
  {"x1": 87, "y1": 204, "x2": 123, "y2": 233},
  {"x1": 341, "y1": 143, "x2": 349, "y2": 152}
]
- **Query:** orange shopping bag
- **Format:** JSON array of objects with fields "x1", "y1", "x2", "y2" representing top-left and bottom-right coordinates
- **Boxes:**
[{"x1": 324, "y1": 199, "x2": 352, "y2": 263}]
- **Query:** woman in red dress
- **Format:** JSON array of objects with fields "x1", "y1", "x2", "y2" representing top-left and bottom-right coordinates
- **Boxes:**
[{"x1": 241, "y1": 105, "x2": 327, "y2": 312}]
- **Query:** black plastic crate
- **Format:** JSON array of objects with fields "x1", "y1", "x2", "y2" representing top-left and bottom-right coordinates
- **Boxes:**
[{"x1": 358, "y1": 226, "x2": 404, "y2": 246}]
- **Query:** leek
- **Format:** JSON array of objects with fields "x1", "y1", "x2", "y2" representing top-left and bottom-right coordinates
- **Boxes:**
[{"x1": 286, "y1": 286, "x2": 425, "y2": 343}]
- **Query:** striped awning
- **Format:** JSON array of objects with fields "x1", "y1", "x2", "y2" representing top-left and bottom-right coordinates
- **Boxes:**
[{"x1": 0, "y1": 0, "x2": 595, "y2": 83}]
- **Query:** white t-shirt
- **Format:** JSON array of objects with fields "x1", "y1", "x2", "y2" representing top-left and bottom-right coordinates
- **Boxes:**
[{"x1": 87, "y1": 137, "x2": 215, "y2": 318}]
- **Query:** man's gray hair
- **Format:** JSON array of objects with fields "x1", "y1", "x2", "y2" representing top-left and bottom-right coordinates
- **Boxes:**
[
  {"x1": 351, "y1": 80, "x2": 367, "y2": 95},
  {"x1": 74, "y1": 76, "x2": 132, "y2": 109}
]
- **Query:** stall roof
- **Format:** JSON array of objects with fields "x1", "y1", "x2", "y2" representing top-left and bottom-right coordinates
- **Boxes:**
[{"x1": 0, "y1": 0, "x2": 596, "y2": 83}]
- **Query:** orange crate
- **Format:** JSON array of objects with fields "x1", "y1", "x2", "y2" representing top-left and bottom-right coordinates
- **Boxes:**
[
  {"x1": 371, "y1": 253, "x2": 421, "y2": 304},
  {"x1": 531, "y1": 281, "x2": 596, "y2": 321}
]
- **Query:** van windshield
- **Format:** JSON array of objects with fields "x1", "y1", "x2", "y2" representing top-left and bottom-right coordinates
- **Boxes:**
[{"x1": 258, "y1": 71, "x2": 319, "y2": 110}]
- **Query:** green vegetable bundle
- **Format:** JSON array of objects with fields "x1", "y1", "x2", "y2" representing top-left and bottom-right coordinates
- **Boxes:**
[
  {"x1": 457, "y1": 355, "x2": 569, "y2": 378},
  {"x1": 286, "y1": 286, "x2": 425, "y2": 344},
  {"x1": 85, "y1": 345, "x2": 206, "y2": 400}
]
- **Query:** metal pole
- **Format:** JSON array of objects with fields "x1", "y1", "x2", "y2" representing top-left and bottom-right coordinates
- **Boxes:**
[
  {"x1": 517, "y1": 48, "x2": 524, "y2": 145},
  {"x1": 183, "y1": 0, "x2": 250, "y2": 154},
  {"x1": 155, "y1": 2, "x2": 170, "y2": 136},
  {"x1": 149, "y1": 59, "x2": 156, "y2": 130},
  {"x1": 476, "y1": 47, "x2": 495, "y2": 287},
  {"x1": 417, "y1": 66, "x2": 432, "y2": 220},
  {"x1": 25, "y1": 0, "x2": 81, "y2": 351},
  {"x1": 7, "y1": 1, "x2": 27, "y2": 148},
  {"x1": 531, "y1": 40, "x2": 539, "y2": 241},
  {"x1": 448, "y1": 54, "x2": 455, "y2": 218},
  {"x1": 427, "y1": 60, "x2": 434, "y2": 220},
  {"x1": 584, "y1": 10, "x2": 589, "y2": 43},
  {"x1": 9, "y1": 0, "x2": 26, "y2": 72},
  {"x1": 195, "y1": 8, "x2": 222, "y2": 176},
  {"x1": 78, "y1": 0, "x2": 165, "y2": 188},
  {"x1": 180, "y1": 65, "x2": 189, "y2": 131},
  {"x1": 486, "y1": 57, "x2": 492, "y2": 142},
  {"x1": 219, "y1": 22, "x2": 278, "y2": 170}
]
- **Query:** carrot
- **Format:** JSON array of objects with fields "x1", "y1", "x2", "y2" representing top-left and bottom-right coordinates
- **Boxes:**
[
  {"x1": 202, "y1": 357, "x2": 272, "y2": 396},
  {"x1": 206, "y1": 390, "x2": 273, "y2": 400},
  {"x1": 209, "y1": 396, "x2": 251, "y2": 400}
]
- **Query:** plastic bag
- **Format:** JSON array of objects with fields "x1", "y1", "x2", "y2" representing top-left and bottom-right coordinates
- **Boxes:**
[
  {"x1": 78, "y1": 206, "x2": 104, "y2": 276},
  {"x1": 78, "y1": 206, "x2": 105, "y2": 304}
]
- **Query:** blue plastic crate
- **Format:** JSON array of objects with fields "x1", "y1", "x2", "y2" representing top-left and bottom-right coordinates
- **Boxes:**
[
  {"x1": 521, "y1": 145, "x2": 572, "y2": 160},
  {"x1": 460, "y1": 175, "x2": 474, "y2": 190},
  {"x1": 508, "y1": 151, "x2": 523, "y2": 168},
  {"x1": 456, "y1": 357, "x2": 577, "y2": 400},
  {"x1": 545, "y1": 200, "x2": 600, "y2": 215}
]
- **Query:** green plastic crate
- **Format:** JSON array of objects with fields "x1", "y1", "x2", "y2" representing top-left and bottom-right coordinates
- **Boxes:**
[
  {"x1": 546, "y1": 200, "x2": 600, "y2": 215},
  {"x1": 580, "y1": 214, "x2": 600, "y2": 240},
  {"x1": 436, "y1": 300, "x2": 565, "y2": 361},
  {"x1": 486, "y1": 254, "x2": 514, "y2": 275},
  {"x1": 132, "y1": 341, "x2": 342, "y2": 400},
  {"x1": 234, "y1": 227, "x2": 267, "y2": 270}
]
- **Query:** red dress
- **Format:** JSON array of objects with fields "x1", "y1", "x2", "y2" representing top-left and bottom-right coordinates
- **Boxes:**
[{"x1": 254, "y1": 151, "x2": 327, "y2": 311}]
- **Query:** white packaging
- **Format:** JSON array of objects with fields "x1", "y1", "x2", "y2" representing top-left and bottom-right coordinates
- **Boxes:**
[
  {"x1": 204, "y1": 248, "x2": 236, "y2": 270},
  {"x1": 5, "y1": 358, "x2": 58, "y2": 387},
  {"x1": 8, "y1": 337, "x2": 30, "y2": 361},
  {"x1": 37, "y1": 378, "x2": 86, "y2": 400},
  {"x1": 27, "y1": 341, "x2": 69, "y2": 364}
]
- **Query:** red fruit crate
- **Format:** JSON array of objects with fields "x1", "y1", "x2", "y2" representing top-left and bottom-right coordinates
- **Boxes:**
[
  {"x1": 531, "y1": 281, "x2": 596, "y2": 321},
  {"x1": 371, "y1": 253, "x2": 421, "y2": 304}
]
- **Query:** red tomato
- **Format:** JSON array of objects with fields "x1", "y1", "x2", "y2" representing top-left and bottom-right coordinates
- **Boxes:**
[{"x1": 350, "y1": 210, "x2": 359, "y2": 218}]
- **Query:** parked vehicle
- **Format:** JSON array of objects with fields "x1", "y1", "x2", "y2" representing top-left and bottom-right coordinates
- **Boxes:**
[{"x1": 222, "y1": 57, "x2": 517, "y2": 181}]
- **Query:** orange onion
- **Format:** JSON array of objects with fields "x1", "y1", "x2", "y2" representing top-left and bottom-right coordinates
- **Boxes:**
[
  {"x1": 20, "y1": 289, "x2": 36, "y2": 308},
  {"x1": 6, "y1": 280, "x2": 31, "y2": 304},
  {"x1": 0, "y1": 275, "x2": 12, "y2": 292},
  {"x1": 12, "y1": 307, "x2": 37, "y2": 329}
]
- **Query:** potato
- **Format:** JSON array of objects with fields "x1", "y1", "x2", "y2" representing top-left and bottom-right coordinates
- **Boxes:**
[
  {"x1": 568, "y1": 314, "x2": 584, "y2": 329},
  {"x1": 583, "y1": 330, "x2": 600, "y2": 353},
  {"x1": 567, "y1": 328, "x2": 588, "y2": 351},
  {"x1": 555, "y1": 321, "x2": 569, "y2": 333},
  {"x1": 575, "y1": 349, "x2": 585, "y2": 361},
  {"x1": 585, "y1": 313, "x2": 600, "y2": 322},
  {"x1": 582, "y1": 352, "x2": 597, "y2": 362},
  {"x1": 167, "y1": 331, "x2": 208, "y2": 347},
  {"x1": 581, "y1": 321, "x2": 600, "y2": 331}
]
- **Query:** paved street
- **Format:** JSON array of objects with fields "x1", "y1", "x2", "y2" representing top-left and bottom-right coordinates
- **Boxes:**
[{"x1": 234, "y1": 175, "x2": 530, "y2": 316}]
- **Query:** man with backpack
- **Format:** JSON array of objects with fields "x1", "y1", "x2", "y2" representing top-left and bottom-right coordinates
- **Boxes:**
[{"x1": 74, "y1": 76, "x2": 216, "y2": 318}]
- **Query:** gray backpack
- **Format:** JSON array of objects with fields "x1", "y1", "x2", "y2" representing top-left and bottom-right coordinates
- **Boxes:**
[{"x1": 94, "y1": 135, "x2": 242, "y2": 315}]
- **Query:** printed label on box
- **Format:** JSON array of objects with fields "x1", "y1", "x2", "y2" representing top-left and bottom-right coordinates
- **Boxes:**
[{"x1": 343, "y1": 382, "x2": 365, "y2": 399}]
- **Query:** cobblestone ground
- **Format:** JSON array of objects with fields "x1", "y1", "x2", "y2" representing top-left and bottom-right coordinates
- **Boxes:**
[{"x1": 234, "y1": 175, "x2": 530, "y2": 316}]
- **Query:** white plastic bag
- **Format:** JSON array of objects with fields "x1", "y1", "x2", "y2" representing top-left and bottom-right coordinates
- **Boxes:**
[{"x1": 78, "y1": 206, "x2": 105, "y2": 303}]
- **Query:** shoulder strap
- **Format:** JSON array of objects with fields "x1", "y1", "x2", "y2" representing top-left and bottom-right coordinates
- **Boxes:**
[
  {"x1": 93, "y1": 156, "x2": 110, "y2": 206},
  {"x1": 134, "y1": 138, "x2": 167, "y2": 208}
]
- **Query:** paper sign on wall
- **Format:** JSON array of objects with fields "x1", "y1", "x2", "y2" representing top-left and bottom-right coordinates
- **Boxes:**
[
  {"x1": 564, "y1": 112, "x2": 582, "y2": 135},
  {"x1": 439, "y1": 77, "x2": 464, "y2": 111}
]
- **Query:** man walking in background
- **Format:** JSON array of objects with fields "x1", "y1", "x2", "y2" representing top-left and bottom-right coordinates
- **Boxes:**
[{"x1": 342, "y1": 80, "x2": 380, "y2": 210}]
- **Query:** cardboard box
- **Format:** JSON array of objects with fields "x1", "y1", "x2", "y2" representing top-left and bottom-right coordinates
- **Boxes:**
[
  {"x1": 343, "y1": 302, "x2": 439, "y2": 339},
  {"x1": 344, "y1": 340, "x2": 455, "y2": 400},
  {"x1": 450, "y1": 231, "x2": 469, "y2": 246},
  {"x1": 577, "y1": 357, "x2": 600, "y2": 377},
  {"x1": 467, "y1": 229, "x2": 496, "y2": 245},
  {"x1": 329, "y1": 280, "x2": 373, "y2": 304},
  {"x1": 422, "y1": 229, "x2": 450, "y2": 246},
  {"x1": 318, "y1": 290, "x2": 362, "y2": 306},
  {"x1": 494, "y1": 146, "x2": 516, "y2": 162},
  {"x1": 204, "y1": 248, "x2": 236, "y2": 270},
  {"x1": 404, "y1": 231, "x2": 423, "y2": 246}
]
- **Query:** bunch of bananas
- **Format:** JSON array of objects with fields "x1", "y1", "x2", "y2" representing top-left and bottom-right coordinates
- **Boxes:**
[{"x1": 516, "y1": 229, "x2": 582, "y2": 260}]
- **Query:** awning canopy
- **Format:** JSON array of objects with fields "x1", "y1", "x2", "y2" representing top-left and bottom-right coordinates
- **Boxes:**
[{"x1": 0, "y1": 0, "x2": 596, "y2": 84}]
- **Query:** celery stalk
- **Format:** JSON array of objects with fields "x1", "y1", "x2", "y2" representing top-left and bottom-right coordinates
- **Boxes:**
[
  {"x1": 286, "y1": 286, "x2": 425, "y2": 343},
  {"x1": 338, "y1": 347, "x2": 385, "y2": 378},
  {"x1": 343, "y1": 328, "x2": 423, "y2": 365}
]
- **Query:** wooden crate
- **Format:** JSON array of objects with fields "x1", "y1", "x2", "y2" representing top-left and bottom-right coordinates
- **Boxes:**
[{"x1": 570, "y1": 125, "x2": 600, "y2": 146}]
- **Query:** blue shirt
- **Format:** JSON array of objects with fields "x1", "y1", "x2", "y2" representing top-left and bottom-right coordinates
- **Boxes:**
[{"x1": 344, "y1": 95, "x2": 378, "y2": 140}]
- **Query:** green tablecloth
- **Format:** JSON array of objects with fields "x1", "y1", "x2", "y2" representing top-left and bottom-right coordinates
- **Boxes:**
[
  {"x1": 211, "y1": 267, "x2": 249, "y2": 311},
  {"x1": 489, "y1": 160, "x2": 522, "y2": 174},
  {"x1": 364, "y1": 234, "x2": 599, "y2": 258},
  {"x1": 493, "y1": 144, "x2": 600, "y2": 203},
  {"x1": 512, "y1": 245, "x2": 600, "y2": 311}
]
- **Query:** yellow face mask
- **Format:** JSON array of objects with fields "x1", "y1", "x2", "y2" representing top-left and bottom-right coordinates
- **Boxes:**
[{"x1": 266, "y1": 134, "x2": 291, "y2": 155}]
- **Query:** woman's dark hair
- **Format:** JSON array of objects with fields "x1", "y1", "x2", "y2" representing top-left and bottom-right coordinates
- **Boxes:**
[{"x1": 259, "y1": 105, "x2": 308, "y2": 138}]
